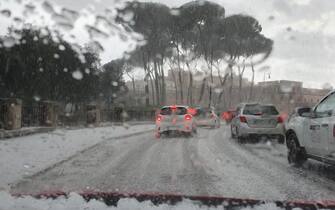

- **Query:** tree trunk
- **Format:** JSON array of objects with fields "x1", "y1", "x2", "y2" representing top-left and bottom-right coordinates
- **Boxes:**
[
  {"x1": 228, "y1": 65, "x2": 234, "y2": 108},
  {"x1": 170, "y1": 69, "x2": 178, "y2": 104},
  {"x1": 238, "y1": 62, "x2": 246, "y2": 102},
  {"x1": 148, "y1": 72, "x2": 156, "y2": 105},
  {"x1": 176, "y1": 44, "x2": 184, "y2": 103},
  {"x1": 160, "y1": 58, "x2": 166, "y2": 105},
  {"x1": 248, "y1": 62, "x2": 255, "y2": 102},
  {"x1": 185, "y1": 62, "x2": 193, "y2": 105},
  {"x1": 153, "y1": 61, "x2": 160, "y2": 106},
  {"x1": 198, "y1": 78, "x2": 206, "y2": 105}
]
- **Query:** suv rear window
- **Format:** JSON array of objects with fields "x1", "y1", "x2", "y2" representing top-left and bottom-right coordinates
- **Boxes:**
[
  {"x1": 243, "y1": 104, "x2": 279, "y2": 115},
  {"x1": 160, "y1": 107, "x2": 187, "y2": 115}
]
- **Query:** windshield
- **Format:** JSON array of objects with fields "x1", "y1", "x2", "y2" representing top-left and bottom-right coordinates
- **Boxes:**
[
  {"x1": 160, "y1": 107, "x2": 187, "y2": 115},
  {"x1": 243, "y1": 104, "x2": 279, "y2": 115},
  {"x1": 1, "y1": 0, "x2": 335, "y2": 209}
]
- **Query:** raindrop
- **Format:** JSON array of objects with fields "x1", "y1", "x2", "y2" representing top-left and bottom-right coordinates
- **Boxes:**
[
  {"x1": 3, "y1": 37, "x2": 16, "y2": 48},
  {"x1": 57, "y1": 22, "x2": 74, "y2": 31},
  {"x1": 193, "y1": 71, "x2": 206, "y2": 81},
  {"x1": 112, "y1": 93, "x2": 117, "y2": 98},
  {"x1": 121, "y1": 10, "x2": 134, "y2": 22},
  {"x1": 85, "y1": 68, "x2": 90, "y2": 74},
  {"x1": 123, "y1": 122, "x2": 130, "y2": 129},
  {"x1": 63, "y1": 68, "x2": 68, "y2": 72},
  {"x1": 23, "y1": 164, "x2": 30, "y2": 169},
  {"x1": 170, "y1": 9, "x2": 180, "y2": 16},
  {"x1": 53, "y1": 53, "x2": 60, "y2": 59},
  {"x1": 72, "y1": 70, "x2": 83, "y2": 80},
  {"x1": 61, "y1": 8, "x2": 79, "y2": 22},
  {"x1": 286, "y1": 26, "x2": 292, "y2": 32},
  {"x1": 214, "y1": 88, "x2": 222, "y2": 94},
  {"x1": 78, "y1": 54, "x2": 86, "y2": 64},
  {"x1": 268, "y1": 15, "x2": 275, "y2": 21},
  {"x1": 21, "y1": 39, "x2": 27, "y2": 44},
  {"x1": 58, "y1": 44, "x2": 66, "y2": 51},
  {"x1": 86, "y1": 25, "x2": 109, "y2": 39},
  {"x1": 42, "y1": 1, "x2": 55, "y2": 14},
  {"x1": 39, "y1": 68, "x2": 44, "y2": 72},
  {"x1": 111, "y1": 81, "x2": 118, "y2": 86},
  {"x1": 42, "y1": 39, "x2": 49, "y2": 45},
  {"x1": 52, "y1": 13, "x2": 70, "y2": 25},
  {"x1": 33, "y1": 36, "x2": 38, "y2": 41},
  {"x1": 38, "y1": 57, "x2": 43, "y2": 62},
  {"x1": 33, "y1": 95, "x2": 41, "y2": 102},
  {"x1": 1, "y1": 9, "x2": 11, "y2": 17}
]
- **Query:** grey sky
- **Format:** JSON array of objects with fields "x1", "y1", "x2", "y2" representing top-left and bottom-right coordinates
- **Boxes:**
[{"x1": 27, "y1": 0, "x2": 335, "y2": 88}]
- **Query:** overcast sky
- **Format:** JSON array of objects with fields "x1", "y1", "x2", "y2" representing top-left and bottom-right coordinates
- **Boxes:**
[{"x1": 15, "y1": 0, "x2": 335, "y2": 88}]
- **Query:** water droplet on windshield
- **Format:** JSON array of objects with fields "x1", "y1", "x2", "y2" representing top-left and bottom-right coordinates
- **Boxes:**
[
  {"x1": 3, "y1": 37, "x2": 16, "y2": 48},
  {"x1": 23, "y1": 164, "x2": 30, "y2": 169},
  {"x1": 0, "y1": 9, "x2": 11, "y2": 18},
  {"x1": 111, "y1": 81, "x2": 118, "y2": 86},
  {"x1": 53, "y1": 53, "x2": 60, "y2": 59},
  {"x1": 170, "y1": 9, "x2": 180, "y2": 16},
  {"x1": 85, "y1": 68, "x2": 90, "y2": 74},
  {"x1": 72, "y1": 70, "x2": 83, "y2": 80},
  {"x1": 58, "y1": 44, "x2": 66, "y2": 51},
  {"x1": 63, "y1": 68, "x2": 68, "y2": 72},
  {"x1": 39, "y1": 68, "x2": 44, "y2": 72},
  {"x1": 33, "y1": 95, "x2": 41, "y2": 102}
]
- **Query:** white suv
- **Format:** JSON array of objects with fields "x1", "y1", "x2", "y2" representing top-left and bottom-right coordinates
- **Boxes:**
[{"x1": 285, "y1": 90, "x2": 335, "y2": 165}]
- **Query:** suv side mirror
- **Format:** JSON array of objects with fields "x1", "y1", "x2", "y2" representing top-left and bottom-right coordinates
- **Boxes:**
[{"x1": 297, "y1": 107, "x2": 311, "y2": 117}]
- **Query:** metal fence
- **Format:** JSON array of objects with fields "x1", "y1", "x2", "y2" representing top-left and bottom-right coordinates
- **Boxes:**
[
  {"x1": 21, "y1": 105, "x2": 44, "y2": 127},
  {"x1": 0, "y1": 104, "x2": 6, "y2": 129},
  {"x1": 1, "y1": 102, "x2": 156, "y2": 128}
]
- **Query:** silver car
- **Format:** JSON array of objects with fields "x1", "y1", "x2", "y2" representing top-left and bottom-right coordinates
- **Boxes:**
[
  {"x1": 155, "y1": 105, "x2": 197, "y2": 138},
  {"x1": 194, "y1": 107, "x2": 220, "y2": 128},
  {"x1": 230, "y1": 103, "x2": 285, "y2": 143}
]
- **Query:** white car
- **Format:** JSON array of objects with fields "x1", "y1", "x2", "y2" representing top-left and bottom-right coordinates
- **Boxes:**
[
  {"x1": 230, "y1": 103, "x2": 285, "y2": 143},
  {"x1": 285, "y1": 90, "x2": 335, "y2": 166},
  {"x1": 194, "y1": 107, "x2": 220, "y2": 128},
  {"x1": 155, "y1": 105, "x2": 197, "y2": 138}
]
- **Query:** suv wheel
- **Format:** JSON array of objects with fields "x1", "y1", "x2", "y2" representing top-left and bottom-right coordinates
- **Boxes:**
[
  {"x1": 230, "y1": 125, "x2": 236, "y2": 139},
  {"x1": 287, "y1": 133, "x2": 307, "y2": 166}
]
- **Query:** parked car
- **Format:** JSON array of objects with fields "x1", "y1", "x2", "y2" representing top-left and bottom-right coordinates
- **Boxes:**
[
  {"x1": 285, "y1": 90, "x2": 335, "y2": 166},
  {"x1": 155, "y1": 105, "x2": 197, "y2": 138},
  {"x1": 230, "y1": 103, "x2": 285, "y2": 143},
  {"x1": 194, "y1": 107, "x2": 220, "y2": 128}
]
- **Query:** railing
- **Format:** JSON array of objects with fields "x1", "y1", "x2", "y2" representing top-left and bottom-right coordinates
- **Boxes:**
[
  {"x1": 21, "y1": 105, "x2": 45, "y2": 127},
  {"x1": 0, "y1": 104, "x2": 7, "y2": 129},
  {"x1": 101, "y1": 109, "x2": 156, "y2": 122}
]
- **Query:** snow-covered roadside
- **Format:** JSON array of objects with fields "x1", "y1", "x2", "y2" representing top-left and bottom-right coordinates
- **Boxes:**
[
  {"x1": 0, "y1": 191, "x2": 284, "y2": 210},
  {"x1": 0, "y1": 124, "x2": 154, "y2": 190}
]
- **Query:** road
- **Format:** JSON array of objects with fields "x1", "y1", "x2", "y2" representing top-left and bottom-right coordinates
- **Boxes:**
[{"x1": 11, "y1": 125, "x2": 335, "y2": 201}]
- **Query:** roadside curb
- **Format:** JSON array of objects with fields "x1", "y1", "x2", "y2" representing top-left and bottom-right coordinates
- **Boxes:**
[
  {"x1": 0, "y1": 127, "x2": 55, "y2": 140},
  {"x1": 10, "y1": 129, "x2": 154, "y2": 190},
  {"x1": 0, "y1": 121, "x2": 153, "y2": 140}
]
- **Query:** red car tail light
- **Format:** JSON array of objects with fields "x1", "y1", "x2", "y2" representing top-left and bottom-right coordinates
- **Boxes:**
[
  {"x1": 156, "y1": 115, "x2": 163, "y2": 122},
  {"x1": 277, "y1": 116, "x2": 284, "y2": 123},
  {"x1": 184, "y1": 114, "x2": 192, "y2": 121},
  {"x1": 239, "y1": 116, "x2": 247, "y2": 123}
]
